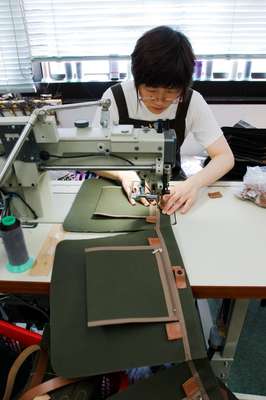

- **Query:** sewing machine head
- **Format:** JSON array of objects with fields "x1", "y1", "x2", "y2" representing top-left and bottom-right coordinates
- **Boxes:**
[{"x1": 0, "y1": 100, "x2": 177, "y2": 219}]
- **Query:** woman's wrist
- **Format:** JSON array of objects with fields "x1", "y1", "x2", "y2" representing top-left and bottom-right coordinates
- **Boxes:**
[
  {"x1": 117, "y1": 171, "x2": 140, "y2": 183},
  {"x1": 113, "y1": 171, "x2": 123, "y2": 182},
  {"x1": 185, "y1": 174, "x2": 203, "y2": 190},
  {"x1": 96, "y1": 170, "x2": 122, "y2": 182}
]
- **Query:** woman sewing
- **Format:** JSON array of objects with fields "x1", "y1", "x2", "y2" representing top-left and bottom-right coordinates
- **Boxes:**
[{"x1": 94, "y1": 25, "x2": 234, "y2": 215}]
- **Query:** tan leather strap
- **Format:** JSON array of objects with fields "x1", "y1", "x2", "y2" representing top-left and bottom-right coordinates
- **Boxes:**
[
  {"x1": 30, "y1": 224, "x2": 65, "y2": 276},
  {"x1": 165, "y1": 322, "x2": 182, "y2": 340},
  {"x1": 154, "y1": 215, "x2": 190, "y2": 358},
  {"x1": 155, "y1": 212, "x2": 209, "y2": 399},
  {"x1": 3, "y1": 344, "x2": 41, "y2": 400},
  {"x1": 19, "y1": 377, "x2": 79, "y2": 400},
  {"x1": 172, "y1": 266, "x2": 187, "y2": 289},
  {"x1": 26, "y1": 348, "x2": 49, "y2": 389},
  {"x1": 147, "y1": 237, "x2": 161, "y2": 246},
  {"x1": 182, "y1": 376, "x2": 201, "y2": 399},
  {"x1": 187, "y1": 360, "x2": 209, "y2": 400},
  {"x1": 145, "y1": 215, "x2": 157, "y2": 223}
]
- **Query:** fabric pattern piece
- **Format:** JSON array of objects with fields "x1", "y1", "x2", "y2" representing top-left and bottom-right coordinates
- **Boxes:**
[
  {"x1": 50, "y1": 222, "x2": 206, "y2": 379},
  {"x1": 93, "y1": 186, "x2": 155, "y2": 218},
  {"x1": 63, "y1": 178, "x2": 155, "y2": 233},
  {"x1": 85, "y1": 245, "x2": 178, "y2": 327},
  {"x1": 50, "y1": 213, "x2": 239, "y2": 399}
]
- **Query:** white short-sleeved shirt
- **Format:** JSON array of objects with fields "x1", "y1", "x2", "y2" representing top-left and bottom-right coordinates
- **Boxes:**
[{"x1": 93, "y1": 80, "x2": 223, "y2": 149}]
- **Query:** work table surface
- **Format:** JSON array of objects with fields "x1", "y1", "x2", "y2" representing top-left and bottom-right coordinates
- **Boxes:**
[{"x1": 0, "y1": 181, "x2": 265, "y2": 298}]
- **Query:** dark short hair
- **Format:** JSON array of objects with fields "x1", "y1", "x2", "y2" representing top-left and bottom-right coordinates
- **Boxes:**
[{"x1": 131, "y1": 26, "x2": 195, "y2": 95}]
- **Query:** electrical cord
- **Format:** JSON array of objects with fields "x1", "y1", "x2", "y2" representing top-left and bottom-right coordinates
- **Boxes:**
[
  {"x1": 8, "y1": 192, "x2": 38, "y2": 219},
  {"x1": 0, "y1": 189, "x2": 38, "y2": 220},
  {"x1": 0, "y1": 294, "x2": 49, "y2": 321},
  {"x1": 39, "y1": 150, "x2": 135, "y2": 166},
  {"x1": 0, "y1": 190, "x2": 10, "y2": 218}
]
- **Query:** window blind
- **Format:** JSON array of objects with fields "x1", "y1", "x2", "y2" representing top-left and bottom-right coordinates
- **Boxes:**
[
  {"x1": 0, "y1": 0, "x2": 35, "y2": 93},
  {"x1": 23, "y1": 0, "x2": 266, "y2": 60}
]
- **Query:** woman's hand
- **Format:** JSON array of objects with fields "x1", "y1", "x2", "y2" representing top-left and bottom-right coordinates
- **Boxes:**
[
  {"x1": 96, "y1": 170, "x2": 150, "y2": 206},
  {"x1": 117, "y1": 171, "x2": 150, "y2": 206},
  {"x1": 160, "y1": 136, "x2": 235, "y2": 215},
  {"x1": 160, "y1": 179, "x2": 199, "y2": 215}
]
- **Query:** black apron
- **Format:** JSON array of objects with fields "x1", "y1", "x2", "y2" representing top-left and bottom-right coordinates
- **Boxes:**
[{"x1": 110, "y1": 83, "x2": 193, "y2": 180}]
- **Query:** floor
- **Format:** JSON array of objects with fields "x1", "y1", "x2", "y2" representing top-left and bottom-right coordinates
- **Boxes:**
[{"x1": 206, "y1": 299, "x2": 266, "y2": 397}]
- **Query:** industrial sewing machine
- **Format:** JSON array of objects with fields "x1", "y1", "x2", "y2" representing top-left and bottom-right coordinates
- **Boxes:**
[{"x1": 0, "y1": 99, "x2": 177, "y2": 220}]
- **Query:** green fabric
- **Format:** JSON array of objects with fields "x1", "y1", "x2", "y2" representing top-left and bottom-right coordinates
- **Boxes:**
[
  {"x1": 50, "y1": 221, "x2": 206, "y2": 378},
  {"x1": 107, "y1": 359, "x2": 235, "y2": 400},
  {"x1": 85, "y1": 247, "x2": 170, "y2": 326},
  {"x1": 94, "y1": 186, "x2": 151, "y2": 218},
  {"x1": 63, "y1": 179, "x2": 154, "y2": 233}
]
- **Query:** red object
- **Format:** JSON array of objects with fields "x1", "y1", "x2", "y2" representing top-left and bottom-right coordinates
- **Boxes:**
[
  {"x1": 0, "y1": 320, "x2": 42, "y2": 348},
  {"x1": 0, "y1": 320, "x2": 129, "y2": 393},
  {"x1": 119, "y1": 372, "x2": 129, "y2": 391}
]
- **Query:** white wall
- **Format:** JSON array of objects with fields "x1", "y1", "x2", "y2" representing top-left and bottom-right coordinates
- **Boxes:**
[
  {"x1": 210, "y1": 104, "x2": 266, "y2": 128},
  {"x1": 182, "y1": 104, "x2": 266, "y2": 156}
]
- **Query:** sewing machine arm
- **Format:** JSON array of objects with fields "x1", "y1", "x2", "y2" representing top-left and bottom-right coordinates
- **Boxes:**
[{"x1": 0, "y1": 102, "x2": 177, "y2": 219}]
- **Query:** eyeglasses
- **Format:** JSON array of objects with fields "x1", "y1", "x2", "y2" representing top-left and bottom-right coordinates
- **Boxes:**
[{"x1": 139, "y1": 95, "x2": 180, "y2": 104}]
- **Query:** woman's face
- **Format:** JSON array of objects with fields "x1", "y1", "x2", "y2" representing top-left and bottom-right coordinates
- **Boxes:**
[{"x1": 138, "y1": 84, "x2": 181, "y2": 114}]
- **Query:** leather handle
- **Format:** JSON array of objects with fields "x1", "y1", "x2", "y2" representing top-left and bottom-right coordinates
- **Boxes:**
[
  {"x1": 3, "y1": 344, "x2": 41, "y2": 400},
  {"x1": 19, "y1": 376, "x2": 79, "y2": 400}
]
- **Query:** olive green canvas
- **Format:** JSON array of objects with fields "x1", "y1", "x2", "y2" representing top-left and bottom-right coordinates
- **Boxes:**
[
  {"x1": 50, "y1": 221, "x2": 206, "y2": 378},
  {"x1": 63, "y1": 179, "x2": 155, "y2": 233}
]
